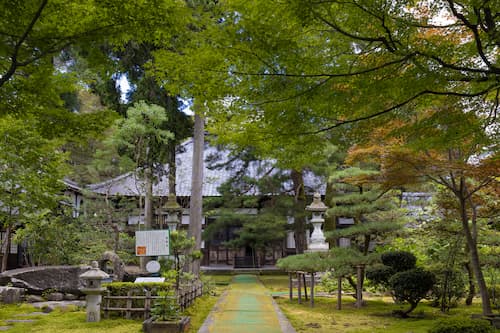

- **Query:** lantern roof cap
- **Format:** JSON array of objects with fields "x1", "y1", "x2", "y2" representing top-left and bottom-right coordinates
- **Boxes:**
[
  {"x1": 164, "y1": 193, "x2": 182, "y2": 212},
  {"x1": 79, "y1": 261, "x2": 110, "y2": 280},
  {"x1": 306, "y1": 193, "x2": 327, "y2": 212}
]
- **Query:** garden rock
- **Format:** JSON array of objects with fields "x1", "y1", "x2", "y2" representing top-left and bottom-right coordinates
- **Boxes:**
[
  {"x1": 64, "y1": 293, "x2": 78, "y2": 301},
  {"x1": 46, "y1": 292, "x2": 64, "y2": 301},
  {"x1": 0, "y1": 265, "x2": 91, "y2": 295},
  {"x1": 99, "y1": 251, "x2": 125, "y2": 281},
  {"x1": 25, "y1": 295, "x2": 44, "y2": 303},
  {"x1": 0, "y1": 286, "x2": 24, "y2": 304}
]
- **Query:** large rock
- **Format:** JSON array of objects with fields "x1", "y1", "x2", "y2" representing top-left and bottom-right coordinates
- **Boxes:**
[{"x1": 0, "y1": 265, "x2": 91, "y2": 295}]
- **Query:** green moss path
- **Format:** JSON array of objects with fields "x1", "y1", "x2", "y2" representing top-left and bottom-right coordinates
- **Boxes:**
[{"x1": 198, "y1": 275, "x2": 296, "y2": 333}]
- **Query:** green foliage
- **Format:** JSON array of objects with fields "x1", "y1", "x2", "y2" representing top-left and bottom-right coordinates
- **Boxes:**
[
  {"x1": 160, "y1": 230, "x2": 201, "y2": 290},
  {"x1": 366, "y1": 265, "x2": 396, "y2": 290},
  {"x1": 152, "y1": 288, "x2": 180, "y2": 322},
  {"x1": 390, "y1": 268, "x2": 436, "y2": 317},
  {"x1": 104, "y1": 282, "x2": 171, "y2": 295},
  {"x1": 277, "y1": 251, "x2": 333, "y2": 273},
  {"x1": 104, "y1": 101, "x2": 173, "y2": 170},
  {"x1": 381, "y1": 251, "x2": 417, "y2": 272},
  {"x1": 71, "y1": 194, "x2": 137, "y2": 265},
  {"x1": 428, "y1": 318, "x2": 494, "y2": 333},
  {"x1": 429, "y1": 268, "x2": 466, "y2": 310},
  {"x1": 0, "y1": 116, "x2": 69, "y2": 269},
  {"x1": 14, "y1": 212, "x2": 81, "y2": 266}
]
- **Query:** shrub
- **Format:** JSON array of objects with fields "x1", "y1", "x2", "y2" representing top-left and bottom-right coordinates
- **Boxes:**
[
  {"x1": 366, "y1": 265, "x2": 395, "y2": 290},
  {"x1": 390, "y1": 268, "x2": 435, "y2": 317},
  {"x1": 429, "y1": 268, "x2": 466, "y2": 311},
  {"x1": 428, "y1": 318, "x2": 494, "y2": 333},
  {"x1": 381, "y1": 251, "x2": 417, "y2": 272}
]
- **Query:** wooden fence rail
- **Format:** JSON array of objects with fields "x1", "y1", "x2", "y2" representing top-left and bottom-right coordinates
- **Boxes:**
[{"x1": 102, "y1": 281, "x2": 203, "y2": 320}]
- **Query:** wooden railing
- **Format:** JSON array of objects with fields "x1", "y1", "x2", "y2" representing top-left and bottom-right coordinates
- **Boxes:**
[{"x1": 102, "y1": 281, "x2": 203, "y2": 320}]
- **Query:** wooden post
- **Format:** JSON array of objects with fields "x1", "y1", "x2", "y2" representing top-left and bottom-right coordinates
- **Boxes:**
[
  {"x1": 297, "y1": 272, "x2": 302, "y2": 304},
  {"x1": 289, "y1": 272, "x2": 293, "y2": 301},
  {"x1": 310, "y1": 272, "x2": 315, "y2": 308},
  {"x1": 303, "y1": 273, "x2": 308, "y2": 301},
  {"x1": 337, "y1": 276, "x2": 342, "y2": 310},
  {"x1": 356, "y1": 265, "x2": 363, "y2": 308},
  {"x1": 144, "y1": 290, "x2": 151, "y2": 319},
  {"x1": 126, "y1": 290, "x2": 132, "y2": 319}
]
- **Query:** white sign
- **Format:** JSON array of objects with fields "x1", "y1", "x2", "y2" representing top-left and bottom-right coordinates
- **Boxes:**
[
  {"x1": 135, "y1": 277, "x2": 165, "y2": 283},
  {"x1": 135, "y1": 230, "x2": 170, "y2": 256}
]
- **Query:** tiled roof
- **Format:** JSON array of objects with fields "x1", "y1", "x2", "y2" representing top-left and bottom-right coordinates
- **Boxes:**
[{"x1": 87, "y1": 138, "x2": 326, "y2": 197}]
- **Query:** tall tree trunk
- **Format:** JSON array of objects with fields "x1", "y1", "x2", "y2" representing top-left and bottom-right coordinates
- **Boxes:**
[
  {"x1": 140, "y1": 165, "x2": 154, "y2": 270},
  {"x1": 324, "y1": 182, "x2": 336, "y2": 248},
  {"x1": 144, "y1": 166, "x2": 154, "y2": 229},
  {"x1": 188, "y1": 112, "x2": 204, "y2": 276},
  {"x1": 1, "y1": 225, "x2": 11, "y2": 272},
  {"x1": 458, "y1": 193, "x2": 492, "y2": 315},
  {"x1": 168, "y1": 142, "x2": 176, "y2": 195},
  {"x1": 291, "y1": 169, "x2": 307, "y2": 254}
]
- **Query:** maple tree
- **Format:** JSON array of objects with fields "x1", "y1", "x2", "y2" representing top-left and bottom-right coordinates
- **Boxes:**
[{"x1": 346, "y1": 98, "x2": 499, "y2": 315}]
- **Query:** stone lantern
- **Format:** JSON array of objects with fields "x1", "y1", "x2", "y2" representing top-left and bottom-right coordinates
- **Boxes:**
[
  {"x1": 162, "y1": 193, "x2": 182, "y2": 231},
  {"x1": 305, "y1": 192, "x2": 329, "y2": 252},
  {"x1": 79, "y1": 261, "x2": 109, "y2": 322}
]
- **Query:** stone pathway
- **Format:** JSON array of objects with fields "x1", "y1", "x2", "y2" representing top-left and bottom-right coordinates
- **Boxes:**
[
  {"x1": 198, "y1": 275, "x2": 296, "y2": 333},
  {"x1": 0, "y1": 301, "x2": 81, "y2": 331}
]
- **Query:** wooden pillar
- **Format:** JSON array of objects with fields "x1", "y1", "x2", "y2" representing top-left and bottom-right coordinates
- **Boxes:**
[
  {"x1": 289, "y1": 272, "x2": 293, "y2": 301},
  {"x1": 356, "y1": 265, "x2": 363, "y2": 308},
  {"x1": 297, "y1": 272, "x2": 302, "y2": 304},
  {"x1": 337, "y1": 276, "x2": 342, "y2": 310},
  {"x1": 310, "y1": 272, "x2": 315, "y2": 308},
  {"x1": 303, "y1": 273, "x2": 308, "y2": 301}
]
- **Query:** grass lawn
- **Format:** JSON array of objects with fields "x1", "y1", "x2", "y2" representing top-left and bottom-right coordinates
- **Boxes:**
[
  {"x1": 259, "y1": 273, "x2": 493, "y2": 333},
  {"x1": 0, "y1": 279, "x2": 228, "y2": 333},
  {"x1": 275, "y1": 296, "x2": 487, "y2": 333},
  {"x1": 0, "y1": 304, "x2": 142, "y2": 333}
]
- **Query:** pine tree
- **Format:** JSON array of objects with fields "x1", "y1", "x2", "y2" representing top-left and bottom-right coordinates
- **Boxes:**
[{"x1": 327, "y1": 165, "x2": 406, "y2": 307}]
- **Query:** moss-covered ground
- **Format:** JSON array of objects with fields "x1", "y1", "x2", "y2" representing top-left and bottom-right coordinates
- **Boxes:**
[{"x1": 259, "y1": 274, "x2": 494, "y2": 333}]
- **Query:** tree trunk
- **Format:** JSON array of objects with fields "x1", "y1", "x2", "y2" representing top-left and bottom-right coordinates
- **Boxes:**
[
  {"x1": 464, "y1": 261, "x2": 475, "y2": 305},
  {"x1": 291, "y1": 169, "x2": 307, "y2": 254},
  {"x1": 1, "y1": 225, "x2": 11, "y2": 272},
  {"x1": 140, "y1": 165, "x2": 154, "y2": 270},
  {"x1": 188, "y1": 112, "x2": 204, "y2": 276},
  {"x1": 458, "y1": 193, "x2": 492, "y2": 315},
  {"x1": 324, "y1": 182, "x2": 336, "y2": 248},
  {"x1": 168, "y1": 142, "x2": 176, "y2": 195}
]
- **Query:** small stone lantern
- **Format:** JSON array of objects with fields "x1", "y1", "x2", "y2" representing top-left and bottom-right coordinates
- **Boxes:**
[
  {"x1": 80, "y1": 261, "x2": 109, "y2": 322},
  {"x1": 305, "y1": 193, "x2": 329, "y2": 252}
]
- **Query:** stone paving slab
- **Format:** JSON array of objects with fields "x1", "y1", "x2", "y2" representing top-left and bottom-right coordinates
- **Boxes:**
[
  {"x1": 198, "y1": 274, "x2": 296, "y2": 333},
  {"x1": 5, "y1": 319, "x2": 36, "y2": 323}
]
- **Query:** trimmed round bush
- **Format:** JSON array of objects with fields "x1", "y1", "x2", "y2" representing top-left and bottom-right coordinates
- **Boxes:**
[
  {"x1": 366, "y1": 265, "x2": 395, "y2": 289},
  {"x1": 390, "y1": 267, "x2": 435, "y2": 316},
  {"x1": 428, "y1": 318, "x2": 494, "y2": 333},
  {"x1": 381, "y1": 251, "x2": 417, "y2": 272}
]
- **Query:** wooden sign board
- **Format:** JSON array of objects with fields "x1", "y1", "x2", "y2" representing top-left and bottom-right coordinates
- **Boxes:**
[{"x1": 135, "y1": 230, "x2": 170, "y2": 256}]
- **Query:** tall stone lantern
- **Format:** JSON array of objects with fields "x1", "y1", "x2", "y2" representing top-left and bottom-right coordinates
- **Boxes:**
[
  {"x1": 80, "y1": 261, "x2": 109, "y2": 322},
  {"x1": 305, "y1": 193, "x2": 329, "y2": 252},
  {"x1": 162, "y1": 193, "x2": 182, "y2": 231}
]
